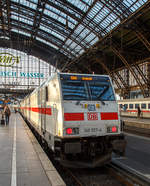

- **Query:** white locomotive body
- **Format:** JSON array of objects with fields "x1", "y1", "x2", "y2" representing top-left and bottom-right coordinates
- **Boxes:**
[{"x1": 20, "y1": 73, "x2": 126, "y2": 168}]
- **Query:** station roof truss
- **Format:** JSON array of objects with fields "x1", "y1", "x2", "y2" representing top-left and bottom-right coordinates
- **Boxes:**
[
  {"x1": 0, "y1": 0, "x2": 148, "y2": 69},
  {"x1": 66, "y1": 1, "x2": 150, "y2": 98}
]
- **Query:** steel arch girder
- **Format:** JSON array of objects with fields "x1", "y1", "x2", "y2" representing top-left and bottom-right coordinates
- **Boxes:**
[{"x1": 111, "y1": 46, "x2": 148, "y2": 97}]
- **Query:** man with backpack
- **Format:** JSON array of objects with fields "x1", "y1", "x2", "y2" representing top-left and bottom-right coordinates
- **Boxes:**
[{"x1": 3, "y1": 104, "x2": 11, "y2": 125}]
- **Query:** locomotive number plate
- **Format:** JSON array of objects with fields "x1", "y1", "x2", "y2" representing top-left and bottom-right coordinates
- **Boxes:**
[{"x1": 87, "y1": 112, "x2": 98, "y2": 120}]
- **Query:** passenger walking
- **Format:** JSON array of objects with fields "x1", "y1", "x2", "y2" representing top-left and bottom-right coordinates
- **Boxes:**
[
  {"x1": 3, "y1": 105, "x2": 11, "y2": 125},
  {"x1": 137, "y1": 106, "x2": 141, "y2": 119}
]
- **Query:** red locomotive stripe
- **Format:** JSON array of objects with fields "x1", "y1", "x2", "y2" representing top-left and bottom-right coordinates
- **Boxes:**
[
  {"x1": 101, "y1": 112, "x2": 118, "y2": 120},
  {"x1": 64, "y1": 113, "x2": 84, "y2": 121},
  {"x1": 20, "y1": 107, "x2": 52, "y2": 115}
]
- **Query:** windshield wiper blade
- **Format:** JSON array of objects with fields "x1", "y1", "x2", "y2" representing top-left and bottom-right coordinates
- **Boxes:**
[
  {"x1": 106, "y1": 94, "x2": 115, "y2": 100},
  {"x1": 97, "y1": 97, "x2": 105, "y2": 105},
  {"x1": 96, "y1": 86, "x2": 110, "y2": 105}
]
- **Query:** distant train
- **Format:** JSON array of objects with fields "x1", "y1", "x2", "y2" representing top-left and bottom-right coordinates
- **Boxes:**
[
  {"x1": 19, "y1": 72, "x2": 126, "y2": 168},
  {"x1": 118, "y1": 98, "x2": 150, "y2": 118}
]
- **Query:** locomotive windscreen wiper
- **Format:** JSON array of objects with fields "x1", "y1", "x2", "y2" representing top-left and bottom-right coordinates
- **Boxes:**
[
  {"x1": 95, "y1": 85, "x2": 110, "y2": 104},
  {"x1": 96, "y1": 96, "x2": 105, "y2": 105},
  {"x1": 105, "y1": 93, "x2": 115, "y2": 100}
]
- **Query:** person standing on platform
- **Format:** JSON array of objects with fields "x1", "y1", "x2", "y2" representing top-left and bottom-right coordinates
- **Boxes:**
[
  {"x1": 137, "y1": 106, "x2": 141, "y2": 119},
  {"x1": 3, "y1": 104, "x2": 11, "y2": 125}
]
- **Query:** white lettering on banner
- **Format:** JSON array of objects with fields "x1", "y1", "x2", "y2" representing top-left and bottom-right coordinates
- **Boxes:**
[{"x1": 0, "y1": 71, "x2": 44, "y2": 78}]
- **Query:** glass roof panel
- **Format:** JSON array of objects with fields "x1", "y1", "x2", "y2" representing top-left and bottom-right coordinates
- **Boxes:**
[
  {"x1": 66, "y1": 0, "x2": 90, "y2": 12},
  {"x1": 127, "y1": 0, "x2": 147, "y2": 11},
  {"x1": 11, "y1": 28, "x2": 31, "y2": 37},
  {"x1": 66, "y1": 39, "x2": 72, "y2": 46},
  {"x1": 5, "y1": 0, "x2": 148, "y2": 59},
  {"x1": 79, "y1": 28, "x2": 91, "y2": 39},
  {"x1": 12, "y1": 0, "x2": 37, "y2": 10},
  {"x1": 29, "y1": 0, "x2": 38, "y2": 3},
  {"x1": 36, "y1": 37, "x2": 59, "y2": 50},
  {"x1": 78, "y1": 49, "x2": 85, "y2": 55},
  {"x1": 89, "y1": 37, "x2": 99, "y2": 45},
  {"x1": 11, "y1": 14, "x2": 33, "y2": 26}
]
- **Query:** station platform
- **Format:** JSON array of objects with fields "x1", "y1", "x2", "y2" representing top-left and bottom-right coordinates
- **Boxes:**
[
  {"x1": 121, "y1": 116, "x2": 150, "y2": 129},
  {"x1": 0, "y1": 113, "x2": 66, "y2": 186},
  {"x1": 113, "y1": 132, "x2": 150, "y2": 182}
]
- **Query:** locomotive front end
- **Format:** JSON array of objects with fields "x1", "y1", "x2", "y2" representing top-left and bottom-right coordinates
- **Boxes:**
[{"x1": 55, "y1": 73, "x2": 126, "y2": 168}]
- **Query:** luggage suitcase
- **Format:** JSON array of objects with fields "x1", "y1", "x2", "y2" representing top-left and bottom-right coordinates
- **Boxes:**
[{"x1": 1, "y1": 115, "x2": 5, "y2": 125}]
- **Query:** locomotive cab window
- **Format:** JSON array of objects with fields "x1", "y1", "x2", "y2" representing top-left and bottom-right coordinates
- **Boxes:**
[
  {"x1": 141, "y1": 103, "x2": 146, "y2": 109},
  {"x1": 60, "y1": 74, "x2": 115, "y2": 101}
]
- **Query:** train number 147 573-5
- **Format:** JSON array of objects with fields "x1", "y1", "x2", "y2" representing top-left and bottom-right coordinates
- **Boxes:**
[{"x1": 84, "y1": 128, "x2": 102, "y2": 133}]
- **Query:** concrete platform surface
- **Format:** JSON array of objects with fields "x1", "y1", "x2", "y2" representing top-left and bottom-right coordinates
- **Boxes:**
[
  {"x1": 121, "y1": 116, "x2": 150, "y2": 129},
  {"x1": 112, "y1": 133, "x2": 150, "y2": 182},
  {"x1": 0, "y1": 113, "x2": 66, "y2": 186}
]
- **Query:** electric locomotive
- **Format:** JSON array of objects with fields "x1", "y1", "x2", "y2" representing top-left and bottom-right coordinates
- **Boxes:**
[{"x1": 20, "y1": 73, "x2": 126, "y2": 168}]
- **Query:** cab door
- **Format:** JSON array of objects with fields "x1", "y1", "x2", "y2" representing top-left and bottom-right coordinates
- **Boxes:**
[{"x1": 38, "y1": 89, "x2": 42, "y2": 130}]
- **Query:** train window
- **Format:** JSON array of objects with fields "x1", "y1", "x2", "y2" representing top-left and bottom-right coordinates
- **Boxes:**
[
  {"x1": 141, "y1": 103, "x2": 146, "y2": 109},
  {"x1": 119, "y1": 104, "x2": 122, "y2": 108},
  {"x1": 45, "y1": 86, "x2": 48, "y2": 101},
  {"x1": 135, "y1": 104, "x2": 139, "y2": 109},
  {"x1": 148, "y1": 104, "x2": 150, "y2": 109},
  {"x1": 124, "y1": 104, "x2": 128, "y2": 109},
  {"x1": 129, "y1": 104, "x2": 133, "y2": 109}
]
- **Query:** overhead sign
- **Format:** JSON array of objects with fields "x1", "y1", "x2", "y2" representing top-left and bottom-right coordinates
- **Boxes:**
[{"x1": 0, "y1": 53, "x2": 20, "y2": 67}]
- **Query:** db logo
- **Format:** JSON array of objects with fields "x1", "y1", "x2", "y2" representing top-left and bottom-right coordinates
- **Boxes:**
[{"x1": 87, "y1": 112, "x2": 98, "y2": 120}]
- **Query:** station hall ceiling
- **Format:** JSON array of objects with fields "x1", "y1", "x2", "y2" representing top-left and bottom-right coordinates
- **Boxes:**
[{"x1": 0, "y1": 0, "x2": 148, "y2": 71}]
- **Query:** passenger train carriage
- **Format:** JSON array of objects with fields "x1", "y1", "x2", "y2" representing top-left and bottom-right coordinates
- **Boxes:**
[
  {"x1": 20, "y1": 73, "x2": 126, "y2": 168},
  {"x1": 118, "y1": 98, "x2": 150, "y2": 118}
]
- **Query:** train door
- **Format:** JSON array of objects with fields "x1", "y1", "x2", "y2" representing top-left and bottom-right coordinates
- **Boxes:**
[
  {"x1": 29, "y1": 97, "x2": 31, "y2": 121},
  {"x1": 38, "y1": 89, "x2": 42, "y2": 130},
  {"x1": 41, "y1": 87, "x2": 47, "y2": 134},
  {"x1": 53, "y1": 103, "x2": 58, "y2": 135}
]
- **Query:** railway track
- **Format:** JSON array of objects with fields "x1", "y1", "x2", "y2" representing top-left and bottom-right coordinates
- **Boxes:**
[
  {"x1": 107, "y1": 162, "x2": 150, "y2": 186},
  {"x1": 63, "y1": 166, "x2": 122, "y2": 186},
  {"x1": 62, "y1": 162, "x2": 150, "y2": 186}
]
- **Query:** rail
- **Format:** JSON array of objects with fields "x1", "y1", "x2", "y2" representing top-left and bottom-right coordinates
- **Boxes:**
[{"x1": 107, "y1": 162, "x2": 150, "y2": 186}]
